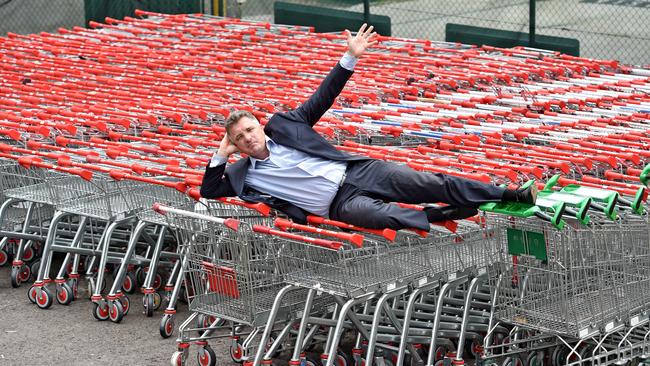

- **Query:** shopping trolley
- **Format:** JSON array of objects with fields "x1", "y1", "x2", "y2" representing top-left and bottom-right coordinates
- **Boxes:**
[
  {"x1": 155, "y1": 201, "x2": 336, "y2": 366},
  {"x1": 481, "y1": 192, "x2": 650, "y2": 365}
]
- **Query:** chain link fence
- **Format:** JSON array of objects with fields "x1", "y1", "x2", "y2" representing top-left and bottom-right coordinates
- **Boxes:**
[
  {"x1": 0, "y1": 0, "x2": 648, "y2": 65},
  {"x1": 238, "y1": 0, "x2": 650, "y2": 66},
  {"x1": 0, "y1": 0, "x2": 85, "y2": 35},
  {"x1": 0, "y1": 0, "x2": 211, "y2": 36}
]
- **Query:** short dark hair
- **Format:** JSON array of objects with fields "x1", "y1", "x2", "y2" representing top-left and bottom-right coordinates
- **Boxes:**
[{"x1": 225, "y1": 110, "x2": 257, "y2": 132}]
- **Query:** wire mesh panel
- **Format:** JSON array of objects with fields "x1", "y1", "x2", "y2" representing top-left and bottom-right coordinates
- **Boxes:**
[
  {"x1": 180, "y1": 221, "x2": 284, "y2": 325},
  {"x1": 121, "y1": 182, "x2": 194, "y2": 225},
  {"x1": 0, "y1": 160, "x2": 68, "y2": 201},
  {"x1": 239, "y1": 0, "x2": 650, "y2": 65},
  {"x1": 280, "y1": 237, "x2": 428, "y2": 297},
  {"x1": 0, "y1": 0, "x2": 85, "y2": 36},
  {"x1": 537, "y1": 0, "x2": 650, "y2": 65},
  {"x1": 0, "y1": 161, "x2": 57, "y2": 233},
  {"x1": 0, "y1": 0, "x2": 209, "y2": 36},
  {"x1": 53, "y1": 179, "x2": 148, "y2": 220},
  {"x1": 158, "y1": 202, "x2": 302, "y2": 327},
  {"x1": 490, "y1": 214, "x2": 650, "y2": 338},
  {"x1": 279, "y1": 219, "x2": 497, "y2": 297}
]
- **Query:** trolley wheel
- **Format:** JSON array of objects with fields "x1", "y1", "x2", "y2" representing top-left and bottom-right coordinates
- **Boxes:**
[
  {"x1": 22, "y1": 246, "x2": 35, "y2": 262},
  {"x1": 135, "y1": 267, "x2": 145, "y2": 287},
  {"x1": 35, "y1": 286, "x2": 53, "y2": 309},
  {"x1": 525, "y1": 351, "x2": 544, "y2": 366},
  {"x1": 20, "y1": 263, "x2": 32, "y2": 283},
  {"x1": 229, "y1": 339, "x2": 245, "y2": 363},
  {"x1": 56, "y1": 282, "x2": 73, "y2": 305},
  {"x1": 28, "y1": 284, "x2": 38, "y2": 304},
  {"x1": 578, "y1": 345, "x2": 594, "y2": 364},
  {"x1": 153, "y1": 291, "x2": 162, "y2": 310},
  {"x1": 197, "y1": 345, "x2": 216, "y2": 366},
  {"x1": 171, "y1": 350, "x2": 184, "y2": 366},
  {"x1": 109, "y1": 300, "x2": 124, "y2": 323},
  {"x1": 305, "y1": 356, "x2": 319, "y2": 366},
  {"x1": 93, "y1": 302, "x2": 110, "y2": 321},
  {"x1": 153, "y1": 272, "x2": 163, "y2": 290},
  {"x1": 482, "y1": 361, "x2": 500, "y2": 366},
  {"x1": 355, "y1": 358, "x2": 366, "y2": 366},
  {"x1": 162, "y1": 289, "x2": 173, "y2": 305},
  {"x1": 502, "y1": 356, "x2": 524, "y2": 366},
  {"x1": 433, "y1": 346, "x2": 447, "y2": 362},
  {"x1": 263, "y1": 333, "x2": 281, "y2": 358},
  {"x1": 66, "y1": 278, "x2": 78, "y2": 299},
  {"x1": 465, "y1": 339, "x2": 483, "y2": 359},
  {"x1": 121, "y1": 272, "x2": 137, "y2": 294},
  {"x1": 119, "y1": 294, "x2": 130, "y2": 316},
  {"x1": 335, "y1": 349, "x2": 352, "y2": 366},
  {"x1": 160, "y1": 313, "x2": 175, "y2": 338},
  {"x1": 492, "y1": 332, "x2": 506, "y2": 354},
  {"x1": 402, "y1": 346, "x2": 427, "y2": 366},
  {"x1": 551, "y1": 346, "x2": 568, "y2": 366},
  {"x1": 10, "y1": 265, "x2": 22, "y2": 288},
  {"x1": 0, "y1": 249, "x2": 8, "y2": 266},
  {"x1": 143, "y1": 293, "x2": 155, "y2": 317},
  {"x1": 196, "y1": 314, "x2": 209, "y2": 329},
  {"x1": 29, "y1": 260, "x2": 41, "y2": 281}
]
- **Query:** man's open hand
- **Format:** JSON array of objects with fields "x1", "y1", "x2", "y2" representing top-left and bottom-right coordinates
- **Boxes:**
[
  {"x1": 345, "y1": 23, "x2": 378, "y2": 58},
  {"x1": 216, "y1": 133, "x2": 239, "y2": 158}
]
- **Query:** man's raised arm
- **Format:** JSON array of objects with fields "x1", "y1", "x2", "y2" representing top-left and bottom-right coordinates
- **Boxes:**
[
  {"x1": 286, "y1": 24, "x2": 378, "y2": 127},
  {"x1": 199, "y1": 133, "x2": 238, "y2": 199}
]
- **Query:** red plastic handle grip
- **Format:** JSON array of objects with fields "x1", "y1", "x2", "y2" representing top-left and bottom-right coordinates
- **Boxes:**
[
  {"x1": 252, "y1": 225, "x2": 343, "y2": 250},
  {"x1": 217, "y1": 197, "x2": 271, "y2": 217},
  {"x1": 187, "y1": 188, "x2": 201, "y2": 201},
  {"x1": 274, "y1": 218, "x2": 364, "y2": 248},
  {"x1": 306, "y1": 215, "x2": 397, "y2": 242}
]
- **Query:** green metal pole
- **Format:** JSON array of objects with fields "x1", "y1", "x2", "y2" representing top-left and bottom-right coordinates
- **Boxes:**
[
  {"x1": 529, "y1": 0, "x2": 536, "y2": 48},
  {"x1": 364, "y1": 0, "x2": 370, "y2": 25}
]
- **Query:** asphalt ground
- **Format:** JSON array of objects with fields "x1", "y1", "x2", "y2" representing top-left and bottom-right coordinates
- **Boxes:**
[{"x1": 0, "y1": 262, "x2": 237, "y2": 366}]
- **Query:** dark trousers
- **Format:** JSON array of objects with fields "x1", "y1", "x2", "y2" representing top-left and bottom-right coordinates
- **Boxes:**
[{"x1": 329, "y1": 160, "x2": 506, "y2": 231}]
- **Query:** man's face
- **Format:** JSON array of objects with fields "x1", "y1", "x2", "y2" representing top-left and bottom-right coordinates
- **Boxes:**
[{"x1": 228, "y1": 116, "x2": 268, "y2": 159}]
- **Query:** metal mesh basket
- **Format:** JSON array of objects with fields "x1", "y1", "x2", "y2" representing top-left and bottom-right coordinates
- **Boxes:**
[{"x1": 490, "y1": 214, "x2": 650, "y2": 338}]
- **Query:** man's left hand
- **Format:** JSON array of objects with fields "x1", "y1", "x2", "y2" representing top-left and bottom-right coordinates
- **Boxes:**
[{"x1": 345, "y1": 23, "x2": 378, "y2": 58}]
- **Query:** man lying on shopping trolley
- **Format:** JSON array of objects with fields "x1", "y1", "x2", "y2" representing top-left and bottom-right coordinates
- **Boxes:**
[{"x1": 199, "y1": 24, "x2": 537, "y2": 232}]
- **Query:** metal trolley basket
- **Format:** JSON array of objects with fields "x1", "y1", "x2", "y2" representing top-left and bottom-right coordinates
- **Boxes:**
[
  {"x1": 155, "y1": 202, "x2": 333, "y2": 365},
  {"x1": 485, "y1": 210, "x2": 650, "y2": 365}
]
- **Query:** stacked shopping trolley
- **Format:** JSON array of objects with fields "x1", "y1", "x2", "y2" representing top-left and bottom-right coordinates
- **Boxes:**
[{"x1": 0, "y1": 9, "x2": 649, "y2": 366}]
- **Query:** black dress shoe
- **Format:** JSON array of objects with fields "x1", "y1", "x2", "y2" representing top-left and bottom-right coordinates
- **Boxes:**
[
  {"x1": 425, "y1": 206, "x2": 478, "y2": 222},
  {"x1": 515, "y1": 184, "x2": 538, "y2": 205}
]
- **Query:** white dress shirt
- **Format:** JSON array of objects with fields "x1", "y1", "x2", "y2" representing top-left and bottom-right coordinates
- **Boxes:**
[{"x1": 208, "y1": 53, "x2": 358, "y2": 217}]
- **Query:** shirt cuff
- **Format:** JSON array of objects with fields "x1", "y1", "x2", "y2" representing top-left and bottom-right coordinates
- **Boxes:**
[
  {"x1": 339, "y1": 52, "x2": 359, "y2": 71},
  {"x1": 209, "y1": 153, "x2": 228, "y2": 168}
]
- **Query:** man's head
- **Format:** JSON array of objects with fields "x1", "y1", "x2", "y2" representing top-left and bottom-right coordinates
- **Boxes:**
[{"x1": 225, "y1": 110, "x2": 269, "y2": 159}]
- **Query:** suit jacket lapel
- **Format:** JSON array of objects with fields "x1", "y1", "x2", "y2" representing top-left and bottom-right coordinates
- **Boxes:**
[{"x1": 225, "y1": 158, "x2": 250, "y2": 195}]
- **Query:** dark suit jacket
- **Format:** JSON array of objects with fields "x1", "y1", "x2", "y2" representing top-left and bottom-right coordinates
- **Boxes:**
[{"x1": 200, "y1": 62, "x2": 370, "y2": 223}]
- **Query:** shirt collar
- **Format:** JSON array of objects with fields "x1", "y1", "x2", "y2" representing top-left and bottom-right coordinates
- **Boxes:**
[{"x1": 249, "y1": 136, "x2": 274, "y2": 169}]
